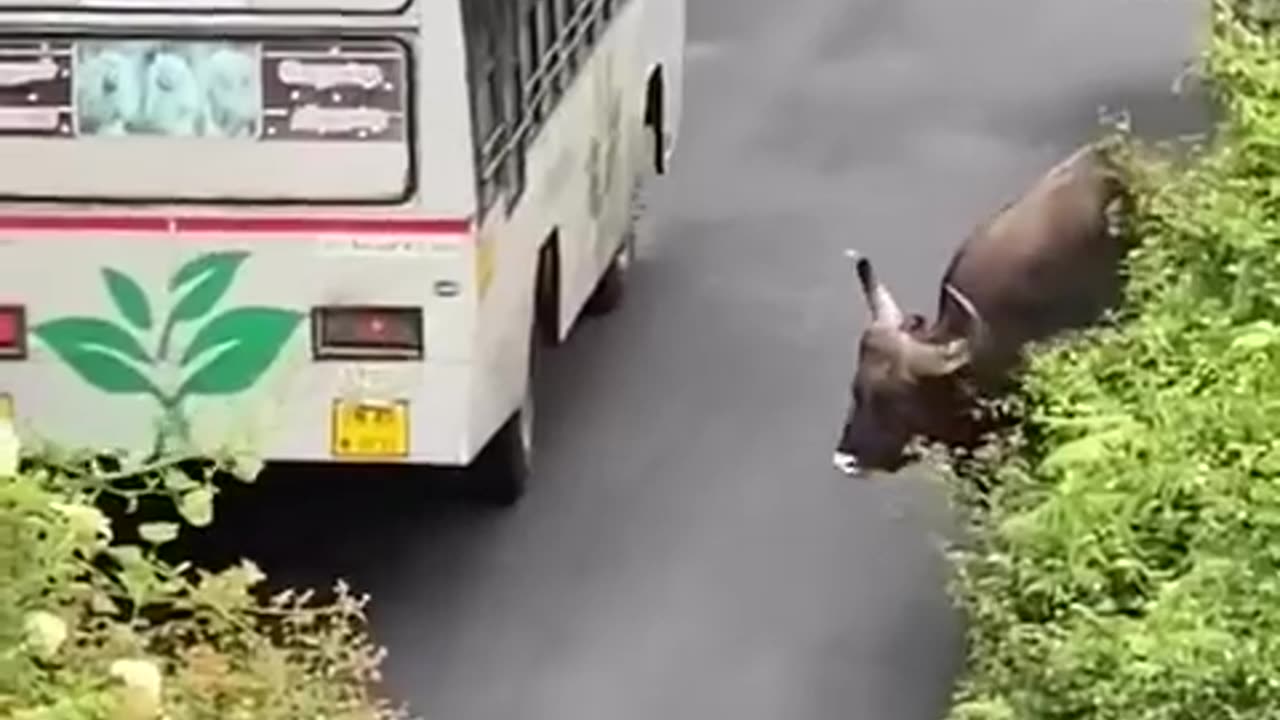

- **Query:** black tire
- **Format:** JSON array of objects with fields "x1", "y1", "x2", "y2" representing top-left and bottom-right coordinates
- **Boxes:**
[{"x1": 467, "y1": 334, "x2": 537, "y2": 508}]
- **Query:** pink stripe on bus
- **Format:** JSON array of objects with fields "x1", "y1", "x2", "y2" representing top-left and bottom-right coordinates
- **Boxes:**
[{"x1": 0, "y1": 214, "x2": 473, "y2": 236}]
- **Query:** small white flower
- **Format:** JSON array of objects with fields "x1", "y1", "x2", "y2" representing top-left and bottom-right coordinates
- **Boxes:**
[
  {"x1": 22, "y1": 610, "x2": 68, "y2": 658},
  {"x1": 110, "y1": 658, "x2": 163, "y2": 719},
  {"x1": 50, "y1": 501, "x2": 113, "y2": 545},
  {"x1": 110, "y1": 658, "x2": 162, "y2": 696}
]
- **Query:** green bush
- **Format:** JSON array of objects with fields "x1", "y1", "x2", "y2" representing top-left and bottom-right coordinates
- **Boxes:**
[
  {"x1": 0, "y1": 434, "x2": 412, "y2": 719},
  {"x1": 940, "y1": 2, "x2": 1280, "y2": 718}
]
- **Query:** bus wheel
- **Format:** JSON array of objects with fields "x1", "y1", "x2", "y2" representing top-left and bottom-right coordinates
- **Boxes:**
[{"x1": 469, "y1": 336, "x2": 536, "y2": 507}]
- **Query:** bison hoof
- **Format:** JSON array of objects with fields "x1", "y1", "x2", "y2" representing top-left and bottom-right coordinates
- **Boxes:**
[{"x1": 832, "y1": 452, "x2": 864, "y2": 477}]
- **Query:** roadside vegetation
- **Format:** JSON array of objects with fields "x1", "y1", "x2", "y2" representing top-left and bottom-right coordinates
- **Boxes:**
[
  {"x1": 8, "y1": 1, "x2": 1276, "y2": 718},
  {"x1": 940, "y1": 1, "x2": 1280, "y2": 717},
  {"x1": 0, "y1": 439, "x2": 410, "y2": 719}
]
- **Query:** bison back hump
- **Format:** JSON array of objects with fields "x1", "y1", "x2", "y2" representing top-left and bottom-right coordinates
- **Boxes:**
[{"x1": 943, "y1": 144, "x2": 1125, "y2": 344}]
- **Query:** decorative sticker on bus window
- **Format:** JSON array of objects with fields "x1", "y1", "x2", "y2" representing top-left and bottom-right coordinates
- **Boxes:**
[
  {"x1": 260, "y1": 40, "x2": 406, "y2": 142},
  {"x1": 0, "y1": 36, "x2": 410, "y2": 202},
  {"x1": 0, "y1": 41, "x2": 74, "y2": 137},
  {"x1": 74, "y1": 40, "x2": 262, "y2": 138},
  {"x1": 0, "y1": 37, "x2": 407, "y2": 142}
]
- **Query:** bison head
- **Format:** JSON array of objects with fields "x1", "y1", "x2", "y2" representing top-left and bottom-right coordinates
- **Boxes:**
[{"x1": 833, "y1": 251, "x2": 984, "y2": 476}]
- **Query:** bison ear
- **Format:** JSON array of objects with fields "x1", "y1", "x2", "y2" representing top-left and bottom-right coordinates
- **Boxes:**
[
  {"x1": 895, "y1": 283, "x2": 982, "y2": 377},
  {"x1": 901, "y1": 336, "x2": 973, "y2": 378}
]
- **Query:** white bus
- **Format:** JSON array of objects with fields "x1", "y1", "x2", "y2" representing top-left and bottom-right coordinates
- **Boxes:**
[{"x1": 0, "y1": 0, "x2": 685, "y2": 506}]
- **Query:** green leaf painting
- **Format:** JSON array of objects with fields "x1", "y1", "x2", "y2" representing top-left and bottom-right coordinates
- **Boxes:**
[
  {"x1": 33, "y1": 251, "x2": 303, "y2": 449},
  {"x1": 34, "y1": 317, "x2": 151, "y2": 364},
  {"x1": 167, "y1": 251, "x2": 249, "y2": 323},
  {"x1": 102, "y1": 268, "x2": 153, "y2": 330},
  {"x1": 179, "y1": 307, "x2": 304, "y2": 396},
  {"x1": 32, "y1": 318, "x2": 157, "y2": 395}
]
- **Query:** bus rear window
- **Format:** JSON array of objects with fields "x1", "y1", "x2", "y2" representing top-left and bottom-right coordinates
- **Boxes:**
[
  {"x1": 0, "y1": 0, "x2": 409, "y2": 14},
  {"x1": 0, "y1": 37, "x2": 412, "y2": 203}
]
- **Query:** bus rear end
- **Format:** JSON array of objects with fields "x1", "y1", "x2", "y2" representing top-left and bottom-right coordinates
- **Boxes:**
[{"x1": 0, "y1": 4, "x2": 496, "y2": 483}]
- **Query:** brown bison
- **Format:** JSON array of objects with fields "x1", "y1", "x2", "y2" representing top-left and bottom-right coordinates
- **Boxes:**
[{"x1": 833, "y1": 141, "x2": 1130, "y2": 476}]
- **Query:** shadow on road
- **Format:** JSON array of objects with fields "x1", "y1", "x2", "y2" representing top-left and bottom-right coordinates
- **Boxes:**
[{"x1": 168, "y1": 324, "x2": 601, "y2": 633}]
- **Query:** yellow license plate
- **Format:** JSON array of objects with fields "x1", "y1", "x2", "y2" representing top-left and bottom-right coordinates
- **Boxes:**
[{"x1": 331, "y1": 400, "x2": 409, "y2": 458}]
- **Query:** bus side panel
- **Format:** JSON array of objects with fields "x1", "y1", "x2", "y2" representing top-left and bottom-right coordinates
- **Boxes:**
[
  {"x1": 460, "y1": 9, "x2": 615, "y2": 455},
  {"x1": 461, "y1": 0, "x2": 685, "y2": 459},
  {"x1": 552, "y1": 0, "x2": 651, "y2": 338},
  {"x1": 459, "y1": 40, "x2": 625, "y2": 458}
]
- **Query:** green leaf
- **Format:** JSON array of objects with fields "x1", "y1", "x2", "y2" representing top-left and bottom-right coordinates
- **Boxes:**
[
  {"x1": 1230, "y1": 320, "x2": 1280, "y2": 351},
  {"x1": 178, "y1": 487, "x2": 215, "y2": 528},
  {"x1": 102, "y1": 268, "x2": 153, "y2": 330},
  {"x1": 1040, "y1": 426, "x2": 1132, "y2": 472},
  {"x1": 107, "y1": 545, "x2": 145, "y2": 567},
  {"x1": 162, "y1": 467, "x2": 200, "y2": 492},
  {"x1": 89, "y1": 591, "x2": 118, "y2": 615},
  {"x1": 177, "y1": 307, "x2": 303, "y2": 396},
  {"x1": 1038, "y1": 412, "x2": 1135, "y2": 431},
  {"x1": 105, "y1": 545, "x2": 163, "y2": 604},
  {"x1": 228, "y1": 453, "x2": 265, "y2": 483},
  {"x1": 166, "y1": 251, "x2": 250, "y2": 324},
  {"x1": 138, "y1": 521, "x2": 180, "y2": 545},
  {"x1": 32, "y1": 318, "x2": 157, "y2": 394}
]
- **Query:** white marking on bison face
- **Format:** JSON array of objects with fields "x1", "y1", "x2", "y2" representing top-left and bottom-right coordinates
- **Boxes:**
[{"x1": 832, "y1": 451, "x2": 862, "y2": 477}]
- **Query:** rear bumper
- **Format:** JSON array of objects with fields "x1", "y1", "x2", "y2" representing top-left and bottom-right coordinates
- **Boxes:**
[{"x1": 0, "y1": 357, "x2": 481, "y2": 467}]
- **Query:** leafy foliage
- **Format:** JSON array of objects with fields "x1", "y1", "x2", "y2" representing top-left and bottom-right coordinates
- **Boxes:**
[
  {"x1": 30, "y1": 251, "x2": 302, "y2": 452},
  {"x1": 939, "y1": 3, "x2": 1280, "y2": 718},
  {"x1": 0, "y1": 439, "x2": 412, "y2": 720}
]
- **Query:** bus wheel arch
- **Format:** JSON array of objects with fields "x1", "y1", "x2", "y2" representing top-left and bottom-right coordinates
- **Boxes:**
[
  {"x1": 535, "y1": 232, "x2": 562, "y2": 347},
  {"x1": 644, "y1": 64, "x2": 666, "y2": 175},
  {"x1": 467, "y1": 233, "x2": 559, "y2": 508},
  {"x1": 468, "y1": 336, "x2": 536, "y2": 507}
]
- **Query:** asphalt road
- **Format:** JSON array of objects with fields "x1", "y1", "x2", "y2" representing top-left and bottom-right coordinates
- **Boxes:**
[{"x1": 192, "y1": 0, "x2": 1209, "y2": 718}]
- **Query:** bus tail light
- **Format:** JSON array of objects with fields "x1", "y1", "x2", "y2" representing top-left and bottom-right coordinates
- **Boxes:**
[
  {"x1": 311, "y1": 306, "x2": 423, "y2": 361},
  {"x1": 0, "y1": 306, "x2": 27, "y2": 359}
]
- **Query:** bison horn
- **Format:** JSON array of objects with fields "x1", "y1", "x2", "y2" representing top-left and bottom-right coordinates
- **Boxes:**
[
  {"x1": 944, "y1": 283, "x2": 986, "y2": 346},
  {"x1": 845, "y1": 249, "x2": 904, "y2": 327}
]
